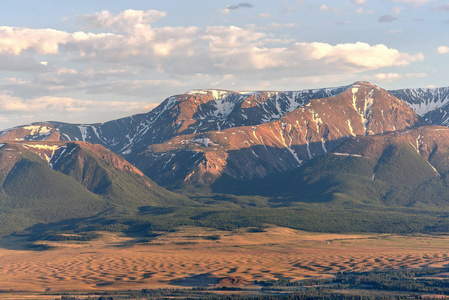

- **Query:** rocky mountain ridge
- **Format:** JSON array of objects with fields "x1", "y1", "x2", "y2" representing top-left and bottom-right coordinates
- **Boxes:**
[
  {"x1": 0, "y1": 84, "x2": 351, "y2": 156},
  {"x1": 139, "y1": 82, "x2": 420, "y2": 186},
  {"x1": 1, "y1": 81, "x2": 448, "y2": 188},
  {"x1": 390, "y1": 86, "x2": 449, "y2": 125},
  {"x1": 2, "y1": 81, "x2": 449, "y2": 236}
]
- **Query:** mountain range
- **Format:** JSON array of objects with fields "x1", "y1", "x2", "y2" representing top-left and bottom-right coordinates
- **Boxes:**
[
  {"x1": 1, "y1": 81, "x2": 445, "y2": 187},
  {"x1": 2, "y1": 81, "x2": 449, "y2": 236}
]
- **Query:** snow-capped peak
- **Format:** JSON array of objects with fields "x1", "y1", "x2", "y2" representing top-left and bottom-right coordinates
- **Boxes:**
[
  {"x1": 389, "y1": 86, "x2": 449, "y2": 117},
  {"x1": 186, "y1": 89, "x2": 231, "y2": 100}
]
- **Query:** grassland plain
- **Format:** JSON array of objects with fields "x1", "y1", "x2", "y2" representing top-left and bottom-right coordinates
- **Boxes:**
[{"x1": 2, "y1": 226, "x2": 449, "y2": 298}]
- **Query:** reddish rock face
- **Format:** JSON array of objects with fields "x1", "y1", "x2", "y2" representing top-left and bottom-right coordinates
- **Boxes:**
[
  {"x1": 0, "y1": 81, "x2": 432, "y2": 188},
  {"x1": 0, "y1": 124, "x2": 60, "y2": 143},
  {"x1": 78, "y1": 142, "x2": 145, "y2": 176},
  {"x1": 140, "y1": 82, "x2": 421, "y2": 186},
  {"x1": 0, "y1": 85, "x2": 348, "y2": 157},
  {"x1": 0, "y1": 141, "x2": 148, "y2": 190}
]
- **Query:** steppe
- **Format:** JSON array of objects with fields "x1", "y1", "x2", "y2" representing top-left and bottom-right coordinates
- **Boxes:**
[{"x1": 1, "y1": 226, "x2": 449, "y2": 297}]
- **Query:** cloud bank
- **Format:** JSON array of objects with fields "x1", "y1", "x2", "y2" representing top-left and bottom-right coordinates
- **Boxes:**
[{"x1": 0, "y1": 9, "x2": 426, "y2": 128}]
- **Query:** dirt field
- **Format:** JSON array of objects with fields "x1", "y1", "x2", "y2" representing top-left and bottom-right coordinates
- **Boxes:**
[{"x1": 1, "y1": 226, "x2": 449, "y2": 293}]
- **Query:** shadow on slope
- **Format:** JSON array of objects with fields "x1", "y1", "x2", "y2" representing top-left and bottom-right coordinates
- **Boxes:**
[{"x1": 210, "y1": 139, "x2": 441, "y2": 208}]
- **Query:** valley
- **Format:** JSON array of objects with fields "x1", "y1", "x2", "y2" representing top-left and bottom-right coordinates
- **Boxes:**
[
  {"x1": 2, "y1": 1, "x2": 449, "y2": 297},
  {"x1": 2, "y1": 227, "x2": 449, "y2": 298},
  {"x1": 1, "y1": 81, "x2": 449, "y2": 298}
]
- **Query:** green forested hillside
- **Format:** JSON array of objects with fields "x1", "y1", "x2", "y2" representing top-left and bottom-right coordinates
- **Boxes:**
[
  {"x1": 0, "y1": 142, "x2": 193, "y2": 236},
  {"x1": 52, "y1": 142, "x2": 193, "y2": 208},
  {"x1": 4, "y1": 128, "x2": 449, "y2": 239}
]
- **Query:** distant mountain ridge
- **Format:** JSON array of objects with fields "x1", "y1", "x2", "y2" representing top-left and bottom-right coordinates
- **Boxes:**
[
  {"x1": 0, "y1": 84, "x2": 351, "y2": 156},
  {"x1": 3, "y1": 81, "x2": 449, "y2": 236},
  {"x1": 390, "y1": 86, "x2": 449, "y2": 125},
  {"x1": 139, "y1": 81, "x2": 420, "y2": 186},
  {"x1": 1, "y1": 81, "x2": 449, "y2": 188}
]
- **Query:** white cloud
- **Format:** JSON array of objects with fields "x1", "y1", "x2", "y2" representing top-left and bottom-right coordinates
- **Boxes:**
[
  {"x1": 351, "y1": 0, "x2": 366, "y2": 5},
  {"x1": 387, "y1": 28, "x2": 403, "y2": 34},
  {"x1": 0, "y1": 26, "x2": 69, "y2": 55},
  {"x1": 78, "y1": 9, "x2": 166, "y2": 33},
  {"x1": 375, "y1": 73, "x2": 401, "y2": 81},
  {"x1": 0, "y1": 17, "x2": 425, "y2": 82},
  {"x1": 259, "y1": 13, "x2": 271, "y2": 18},
  {"x1": 0, "y1": 90, "x2": 147, "y2": 113},
  {"x1": 0, "y1": 90, "x2": 157, "y2": 126},
  {"x1": 264, "y1": 22, "x2": 297, "y2": 29},
  {"x1": 319, "y1": 5, "x2": 329, "y2": 11},
  {"x1": 374, "y1": 72, "x2": 427, "y2": 82},
  {"x1": 438, "y1": 46, "x2": 449, "y2": 54},
  {"x1": 392, "y1": 6, "x2": 405, "y2": 14},
  {"x1": 356, "y1": 8, "x2": 374, "y2": 14},
  {"x1": 4, "y1": 77, "x2": 27, "y2": 84},
  {"x1": 0, "y1": 11, "x2": 423, "y2": 77},
  {"x1": 317, "y1": 5, "x2": 339, "y2": 13},
  {"x1": 292, "y1": 42, "x2": 423, "y2": 70},
  {"x1": 0, "y1": 54, "x2": 44, "y2": 71},
  {"x1": 391, "y1": 0, "x2": 433, "y2": 7},
  {"x1": 0, "y1": 9, "x2": 429, "y2": 128},
  {"x1": 204, "y1": 26, "x2": 265, "y2": 50}
]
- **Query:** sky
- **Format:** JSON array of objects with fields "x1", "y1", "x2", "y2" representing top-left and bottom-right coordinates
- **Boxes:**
[{"x1": 0, "y1": 0, "x2": 448, "y2": 129}]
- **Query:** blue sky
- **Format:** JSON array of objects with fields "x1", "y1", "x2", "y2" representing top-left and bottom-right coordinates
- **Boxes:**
[{"x1": 0, "y1": 0, "x2": 448, "y2": 129}]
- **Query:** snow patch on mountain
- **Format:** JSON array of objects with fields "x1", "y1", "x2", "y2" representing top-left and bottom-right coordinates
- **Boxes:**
[
  {"x1": 187, "y1": 89, "x2": 231, "y2": 100},
  {"x1": 22, "y1": 144, "x2": 61, "y2": 163},
  {"x1": 78, "y1": 125, "x2": 89, "y2": 141},
  {"x1": 0, "y1": 83, "x2": 351, "y2": 162},
  {"x1": 390, "y1": 86, "x2": 449, "y2": 116},
  {"x1": 409, "y1": 98, "x2": 449, "y2": 117},
  {"x1": 23, "y1": 125, "x2": 52, "y2": 136},
  {"x1": 213, "y1": 98, "x2": 237, "y2": 120},
  {"x1": 333, "y1": 152, "x2": 362, "y2": 157},
  {"x1": 347, "y1": 120, "x2": 356, "y2": 136},
  {"x1": 238, "y1": 91, "x2": 257, "y2": 95},
  {"x1": 91, "y1": 126, "x2": 103, "y2": 141},
  {"x1": 49, "y1": 146, "x2": 67, "y2": 168},
  {"x1": 191, "y1": 137, "x2": 212, "y2": 147}
]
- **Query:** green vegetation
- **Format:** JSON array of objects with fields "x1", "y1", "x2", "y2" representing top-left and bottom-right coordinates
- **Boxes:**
[
  {"x1": 0, "y1": 143, "x2": 192, "y2": 237},
  {"x1": 5, "y1": 137, "x2": 449, "y2": 240},
  {"x1": 46, "y1": 267, "x2": 449, "y2": 299},
  {"x1": 41, "y1": 232, "x2": 101, "y2": 241},
  {"x1": 54, "y1": 143, "x2": 192, "y2": 207},
  {"x1": 258, "y1": 267, "x2": 449, "y2": 296}
]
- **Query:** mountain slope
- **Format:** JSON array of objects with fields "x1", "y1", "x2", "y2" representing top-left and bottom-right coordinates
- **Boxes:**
[
  {"x1": 3, "y1": 82, "x2": 449, "y2": 235},
  {"x1": 48, "y1": 142, "x2": 188, "y2": 207},
  {"x1": 136, "y1": 82, "x2": 421, "y2": 187},
  {"x1": 0, "y1": 141, "x2": 191, "y2": 236},
  {"x1": 390, "y1": 86, "x2": 449, "y2": 126},
  {"x1": 243, "y1": 126, "x2": 449, "y2": 207},
  {"x1": 2, "y1": 81, "x2": 449, "y2": 190},
  {"x1": 0, "y1": 85, "x2": 349, "y2": 157},
  {"x1": 0, "y1": 142, "x2": 106, "y2": 235}
]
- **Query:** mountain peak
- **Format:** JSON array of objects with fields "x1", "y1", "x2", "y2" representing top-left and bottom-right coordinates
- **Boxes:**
[
  {"x1": 351, "y1": 81, "x2": 381, "y2": 91},
  {"x1": 185, "y1": 89, "x2": 232, "y2": 100},
  {"x1": 141, "y1": 81, "x2": 421, "y2": 186},
  {"x1": 352, "y1": 81, "x2": 374, "y2": 86}
]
